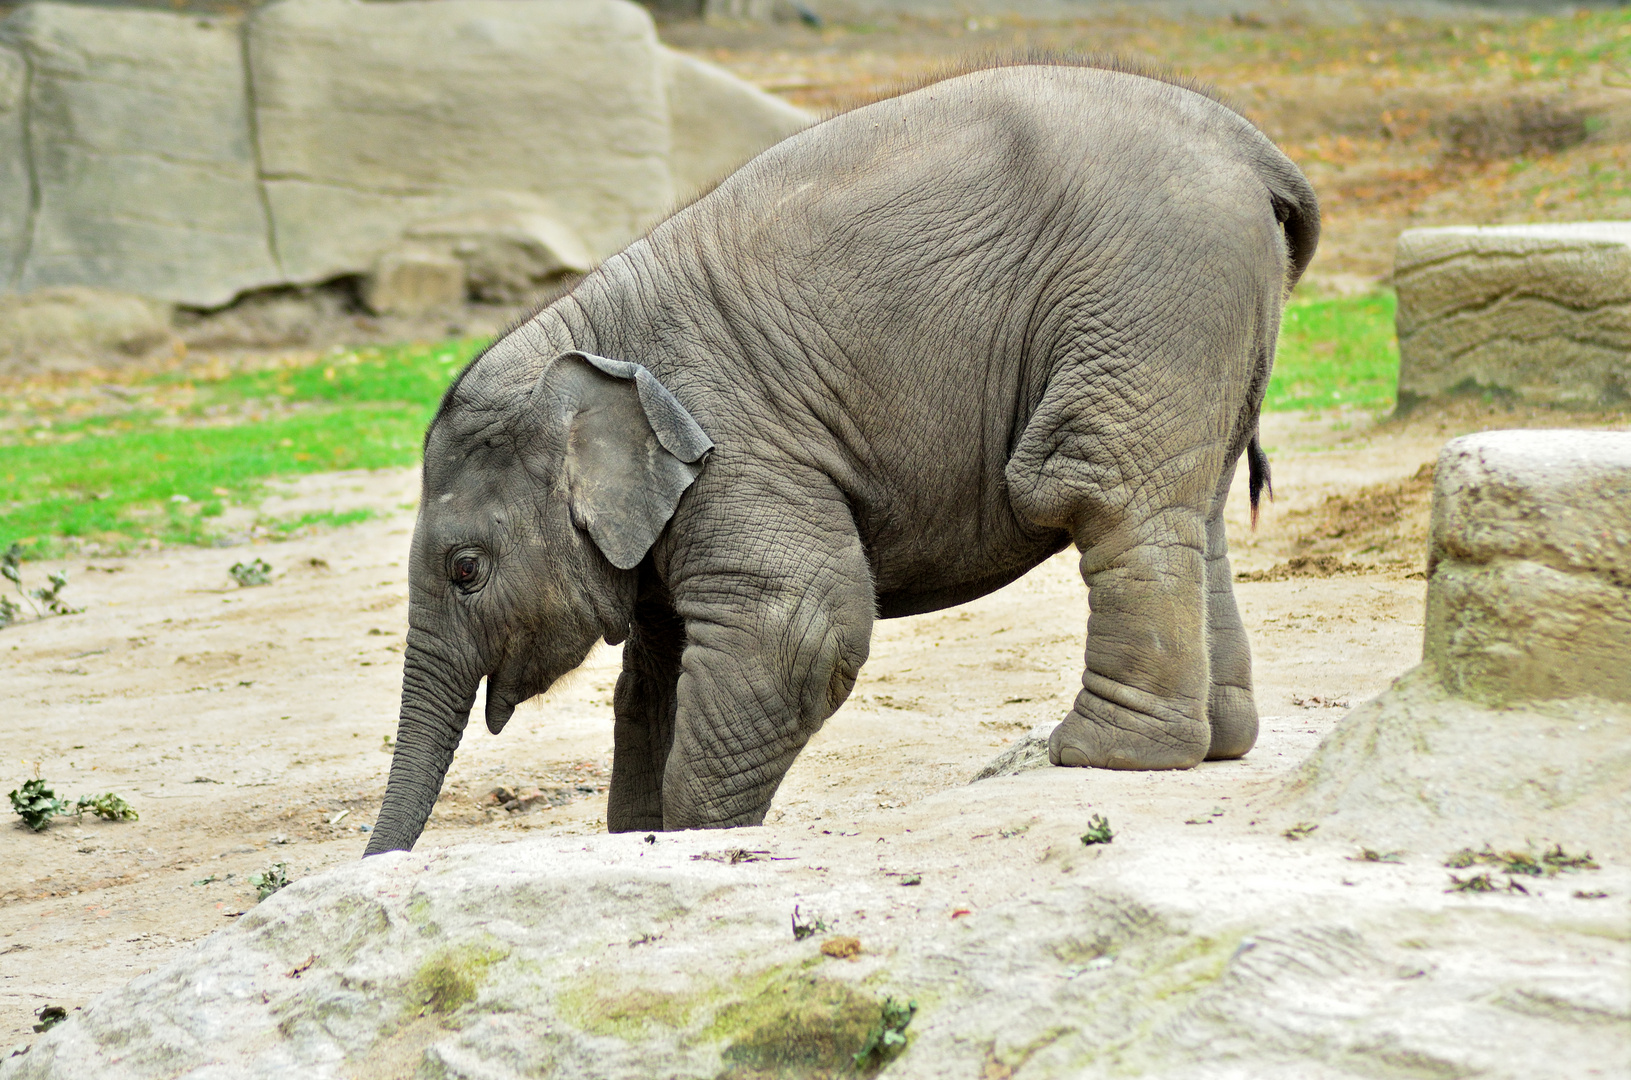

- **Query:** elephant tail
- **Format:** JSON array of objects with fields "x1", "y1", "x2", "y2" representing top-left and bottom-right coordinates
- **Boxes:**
[
  {"x1": 1247, "y1": 431, "x2": 1273, "y2": 529},
  {"x1": 1263, "y1": 156, "x2": 1321, "y2": 294}
]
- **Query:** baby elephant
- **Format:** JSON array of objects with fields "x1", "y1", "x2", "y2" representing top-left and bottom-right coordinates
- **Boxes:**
[{"x1": 366, "y1": 61, "x2": 1318, "y2": 854}]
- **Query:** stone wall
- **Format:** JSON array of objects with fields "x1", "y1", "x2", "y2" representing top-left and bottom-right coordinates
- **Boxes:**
[
  {"x1": 1394, "y1": 223, "x2": 1631, "y2": 409},
  {"x1": 0, "y1": 0, "x2": 809, "y2": 312}
]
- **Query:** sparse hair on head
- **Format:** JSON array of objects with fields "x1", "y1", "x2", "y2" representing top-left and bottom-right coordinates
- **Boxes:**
[{"x1": 825, "y1": 50, "x2": 1248, "y2": 126}]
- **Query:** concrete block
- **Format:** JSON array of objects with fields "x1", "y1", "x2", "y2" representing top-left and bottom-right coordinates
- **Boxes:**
[
  {"x1": 1424, "y1": 430, "x2": 1631, "y2": 703},
  {"x1": 662, "y1": 48, "x2": 811, "y2": 198},
  {"x1": 1394, "y1": 224, "x2": 1631, "y2": 408},
  {"x1": 0, "y1": 4, "x2": 279, "y2": 307},
  {"x1": 248, "y1": 0, "x2": 674, "y2": 284},
  {"x1": 362, "y1": 249, "x2": 466, "y2": 317}
]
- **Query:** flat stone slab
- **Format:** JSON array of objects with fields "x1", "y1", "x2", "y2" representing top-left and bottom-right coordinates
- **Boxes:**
[
  {"x1": 1394, "y1": 223, "x2": 1631, "y2": 408},
  {"x1": 1424, "y1": 430, "x2": 1631, "y2": 704}
]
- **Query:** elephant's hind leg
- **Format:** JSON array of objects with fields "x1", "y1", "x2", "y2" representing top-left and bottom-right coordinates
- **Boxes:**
[
  {"x1": 1203, "y1": 479, "x2": 1259, "y2": 760},
  {"x1": 1046, "y1": 504, "x2": 1213, "y2": 771},
  {"x1": 607, "y1": 573, "x2": 685, "y2": 832}
]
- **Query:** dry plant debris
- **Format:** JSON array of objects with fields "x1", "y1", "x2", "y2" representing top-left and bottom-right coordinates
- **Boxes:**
[
  {"x1": 1347, "y1": 848, "x2": 1405, "y2": 863},
  {"x1": 1283, "y1": 822, "x2": 1321, "y2": 841},
  {"x1": 30, "y1": 1006, "x2": 65, "y2": 1034},
  {"x1": 249, "y1": 862, "x2": 289, "y2": 901},
  {"x1": 1446, "y1": 872, "x2": 1529, "y2": 894},
  {"x1": 8, "y1": 776, "x2": 137, "y2": 832},
  {"x1": 820, "y1": 935, "x2": 862, "y2": 960},
  {"x1": 0, "y1": 543, "x2": 81, "y2": 628},
  {"x1": 853, "y1": 996, "x2": 917, "y2": 1071},
  {"x1": 1442, "y1": 844, "x2": 1601, "y2": 894},
  {"x1": 1079, "y1": 814, "x2": 1114, "y2": 846},
  {"x1": 791, "y1": 904, "x2": 829, "y2": 941},
  {"x1": 228, "y1": 558, "x2": 273, "y2": 587},
  {"x1": 1443, "y1": 844, "x2": 1600, "y2": 876},
  {"x1": 690, "y1": 848, "x2": 775, "y2": 864}
]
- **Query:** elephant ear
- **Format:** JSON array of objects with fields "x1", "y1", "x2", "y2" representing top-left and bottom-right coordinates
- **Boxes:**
[{"x1": 540, "y1": 351, "x2": 713, "y2": 570}]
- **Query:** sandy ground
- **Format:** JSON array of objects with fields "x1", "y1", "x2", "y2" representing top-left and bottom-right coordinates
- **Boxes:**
[{"x1": 2, "y1": 402, "x2": 1627, "y2": 1051}]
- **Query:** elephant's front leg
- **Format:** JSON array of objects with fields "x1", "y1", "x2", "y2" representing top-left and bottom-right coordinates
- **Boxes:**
[
  {"x1": 607, "y1": 574, "x2": 685, "y2": 833},
  {"x1": 1050, "y1": 507, "x2": 1212, "y2": 770},
  {"x1": 659, "y1": 510, "x2": 874, "y2": 830},
  {"x1": 1203, "y1": 488, "x2": 1258, "y2": 760}
]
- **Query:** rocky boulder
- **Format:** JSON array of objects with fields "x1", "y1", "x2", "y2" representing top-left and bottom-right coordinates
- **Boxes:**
[
  {"x1": 0, "y1": 4, "x2": 280, "y2": 308},
  {"x1": 6, "y1": 780, "x2": 1627, "y2": 1078},
  {"x1": 248, "y1": 0, "x2": 675, "y2": 286},
  {"x1": 1394, "y1": 223, "x2": 1631, "y2": 409},
  {"x1": 1281, "y1": 429, "x2": 1631, "y2": 859},
  {"x1": 1425, "y1": 430, "x2": 1631, "y2": 705},
  {"x1": 0, "y1": 0, "x2": 811, "y2": 318}
]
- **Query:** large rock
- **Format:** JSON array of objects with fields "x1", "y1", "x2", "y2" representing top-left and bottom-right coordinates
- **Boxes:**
[
  {"x1": 662, "y1": 47, "x2": 810, "y2": 197},
  {"x1": 1282, "y1": 429, "x2": 1631, "y2": 857},
  {"x1": 0, "y1": 0, "x2": 810, "y2": 316},
  {"x1": 248, "y1": 0, "x2": 675, "y2": 285},
  {"x1": 1425, "y1": 430, "x2": 1631, "y2": 705},
  {"x1": 6, "y1": 799, "x2": 1628, "y2": 1079},
  {"x1": 0, "y1": 4, "x2": 280, "y2": 308},
  {"x1": 1394, "y1": 223, "x2": 1631, "y2": 408},
  {"x1": 0, "y1": 43, "x2": 28, "y2": 289}
]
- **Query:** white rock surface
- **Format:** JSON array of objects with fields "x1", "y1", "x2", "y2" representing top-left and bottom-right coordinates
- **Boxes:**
[
  {"x1": 7, "y1": 423, "x2": 1631, "y2": 1074},
  {"x1": 0, "y1": 4, "x2": 280, "y2": 307},
  {"x1": 248, "y1": 0, "x2": 675, "y2": 284},
  {"x1": 1424, "y1": 430, "x2": 1631, "y2": 704},
  {"x1": 1394, "y1": 223, "x2": 1631, "y2": 407},
  {"x1": 1280, "y1": 666, "x2": 1631, "y2": 859},
  {"x1": 6, "y1": 773, "x2": 1628, "y2": 1080}
]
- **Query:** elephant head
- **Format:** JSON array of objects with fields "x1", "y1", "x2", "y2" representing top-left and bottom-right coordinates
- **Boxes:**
[{"x1": 365, "y1": 351, "x2": 712, "y2": 855}]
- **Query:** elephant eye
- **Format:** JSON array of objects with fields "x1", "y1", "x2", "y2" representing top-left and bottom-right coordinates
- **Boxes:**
[{"x1": 450, "y1": 554, "x2": 482, "y2": 588}]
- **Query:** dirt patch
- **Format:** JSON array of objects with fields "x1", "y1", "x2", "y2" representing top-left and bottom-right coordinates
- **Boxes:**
[{"x1": 1243, "y1": 462, "x2": 1438, "y2": 578}]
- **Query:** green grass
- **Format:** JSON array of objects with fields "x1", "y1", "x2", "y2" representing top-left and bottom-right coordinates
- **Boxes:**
[
  {"x1": 2, "y1": 294, "x2": 1398, "y2": 555},
  {"x1": 0, "y1": 340, "x2": 481, "y2": 554},
  {"x1": 1267, "y1": 292, "x2": 1397, "y2": 413}
]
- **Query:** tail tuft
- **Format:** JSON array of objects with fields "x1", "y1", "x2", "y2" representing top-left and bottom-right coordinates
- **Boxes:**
[{"x1": 1247, "y1": 432, "x2": 1273, "y2": 529}]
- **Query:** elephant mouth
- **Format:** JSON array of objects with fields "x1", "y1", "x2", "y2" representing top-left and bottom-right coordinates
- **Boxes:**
[{"x1": 485, "y1": 680, "x2": 516, "y2": 735}]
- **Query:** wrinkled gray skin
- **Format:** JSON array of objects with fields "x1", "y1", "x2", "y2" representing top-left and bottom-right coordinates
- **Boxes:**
[{"x1": 366, "y1": 64, "x2": 1318, "y2": 855}]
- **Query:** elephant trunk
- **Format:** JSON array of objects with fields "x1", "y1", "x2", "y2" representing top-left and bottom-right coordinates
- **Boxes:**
[{"x1": 364, "y1": 630, "x2": 479, "y2": 856}]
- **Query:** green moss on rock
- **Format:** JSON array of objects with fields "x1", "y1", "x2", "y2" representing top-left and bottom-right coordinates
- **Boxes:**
[{"x1": 407, "y1": 943, "x2": 507, "y2": 1015}]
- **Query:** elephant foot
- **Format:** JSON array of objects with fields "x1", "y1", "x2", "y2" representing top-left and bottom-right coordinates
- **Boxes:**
[
  {"x1": 1048, "y1": 682, "x2": 1209, "y2": 770},
  {"x1": 1205, "y1": 684, "x2": 1259, "y2": 761}
]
